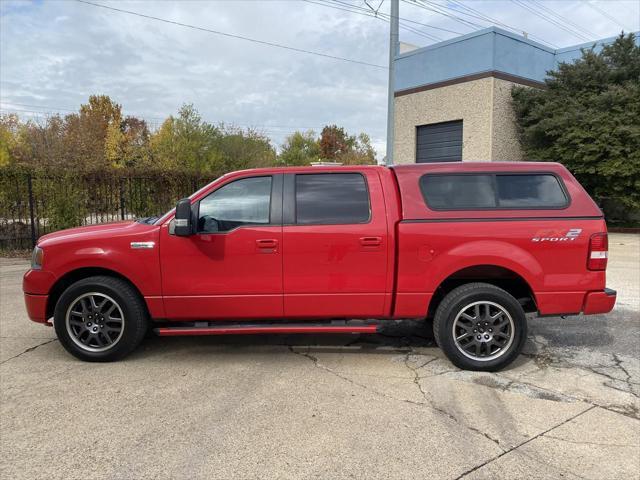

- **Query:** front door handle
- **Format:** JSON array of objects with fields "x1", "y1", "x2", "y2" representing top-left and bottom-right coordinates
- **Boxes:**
[
  {"x1": 359, "y1": 236, "x2": 382, "y2": 247},
  {"x1": 256, "y1": 239, "x2": 278, "y2": 250}
]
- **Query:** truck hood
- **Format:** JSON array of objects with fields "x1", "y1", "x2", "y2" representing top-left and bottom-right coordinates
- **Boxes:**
[{"x1": 37, "y1": 221, "x2": 156, "y2": 247}]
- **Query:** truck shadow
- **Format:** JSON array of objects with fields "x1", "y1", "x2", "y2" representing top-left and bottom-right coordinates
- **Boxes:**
[{"x1": 135, "y1": 319, "x2": 437, "y2": 358}]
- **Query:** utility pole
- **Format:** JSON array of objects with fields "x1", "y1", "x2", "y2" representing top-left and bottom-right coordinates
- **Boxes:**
[{"x1": 385, "y1": 0, "x2": 399, "y2": 166}]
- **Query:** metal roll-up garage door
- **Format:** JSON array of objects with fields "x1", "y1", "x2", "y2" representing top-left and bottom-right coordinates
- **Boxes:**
[{"x1": 416, "y1": 120, "x2": 463, "y2": 163}]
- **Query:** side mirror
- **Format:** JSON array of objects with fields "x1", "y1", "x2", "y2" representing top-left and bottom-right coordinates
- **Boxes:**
[{"x1": 174, "y1": 198, "x2": 193, "y2": 236}]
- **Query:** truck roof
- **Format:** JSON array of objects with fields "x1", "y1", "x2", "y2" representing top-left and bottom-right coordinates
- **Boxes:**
[{"x1": 220, "y1": 161, "x2": 566, "y2": 177}]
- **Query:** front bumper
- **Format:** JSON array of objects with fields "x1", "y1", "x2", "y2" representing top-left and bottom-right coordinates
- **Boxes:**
[
  {"x1": 23, "y1": 269, "x2": 56, "y2": 324},
  {"x1": 582, "y1": 288, "x2": 617, "y2": 315},
  {"x1": 24, "y1": 293, "x2": 49, "y2": 323}
]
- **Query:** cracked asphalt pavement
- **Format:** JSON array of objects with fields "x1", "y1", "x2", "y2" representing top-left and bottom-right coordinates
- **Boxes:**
[{"x1": 1, "y1": 233, "x2": 639, "y2": 479}]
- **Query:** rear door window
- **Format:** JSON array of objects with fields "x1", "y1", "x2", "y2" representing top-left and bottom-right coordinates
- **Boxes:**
[
  {"x1": 420, "y1": 173, "x2": 568, "y2": 210},
  {"x1": 295, "y1": 173, "x2": 370, "y2": 224}
]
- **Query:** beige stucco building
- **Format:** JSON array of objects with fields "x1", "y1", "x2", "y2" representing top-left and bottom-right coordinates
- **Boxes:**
[{"x1": 391, "y1": 28, "x2": 627, "y2": 165}]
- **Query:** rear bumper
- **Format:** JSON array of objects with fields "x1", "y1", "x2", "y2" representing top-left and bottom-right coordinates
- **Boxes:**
[
  {"x1": 24, "y1": 293, "x2": 49, "y2": 323},
  {"x1": 582, "y1": 288, "x2": 617, "y2": 315}
]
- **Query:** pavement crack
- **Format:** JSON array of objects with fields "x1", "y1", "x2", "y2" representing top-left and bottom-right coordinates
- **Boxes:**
[
  {"x1": 0, "y1": 339, "x2": 57, "y2": 365},
  {"x1": 542, "y1": 434, "x2": 638, "y2": 449},
  {"x1": 288, "y1": 346, "x2": 504, "y2": 450},
  {"x1": 454, "y1": 405, "x2": 597, "y2": 480},
  {"x1": 403, "y1": 353, "x2": 505, "y2": 451}
]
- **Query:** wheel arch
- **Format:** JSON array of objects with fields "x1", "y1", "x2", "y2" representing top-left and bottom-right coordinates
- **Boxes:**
[
  {"x1": 427, "y1": 264, "x2": 538, "y2": 320},
  {"x1": 46, "y1": 267, "x2": 148, "y2": 319}
]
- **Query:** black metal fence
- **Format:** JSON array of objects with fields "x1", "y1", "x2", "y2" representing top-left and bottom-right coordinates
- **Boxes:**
[{"x1": 0, "y1": 169, "x2": 214, "y2": 251}]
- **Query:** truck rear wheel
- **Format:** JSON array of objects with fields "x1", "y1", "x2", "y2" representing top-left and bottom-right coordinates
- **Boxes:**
[
  {"x1": 433, "y1": 282, "x2": 527, "y2": 371},
  {"x1": 53, "y1": 276, "x2": 148, "y2": 362}
]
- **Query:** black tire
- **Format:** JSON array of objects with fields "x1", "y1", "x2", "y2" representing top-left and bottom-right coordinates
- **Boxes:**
[
  {"x1": 53, "y1": 276, "x2": 148, "y2": 362},
  {"x1": 433, "y1": 282, "x2": 527, "y2": 372}
]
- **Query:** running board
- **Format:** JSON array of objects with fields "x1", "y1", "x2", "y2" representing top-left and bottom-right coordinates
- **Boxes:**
[{"x1": 154, "y1": 322, "x2": 379, "y2": 337}]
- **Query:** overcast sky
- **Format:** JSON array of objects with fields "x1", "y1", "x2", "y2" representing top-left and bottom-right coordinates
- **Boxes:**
[{"x1": 1, "y1": 0, "x2": 639, "y2": 158}]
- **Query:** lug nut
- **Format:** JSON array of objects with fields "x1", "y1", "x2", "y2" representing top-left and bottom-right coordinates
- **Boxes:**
[
  {"x1": 87, "y1": 322, "x2": 92, "y2": 327},
  {"x1": 484, "y1": 334, "x2": 490, "y2": 339},
  {"x1": 473, "y1": 329, "x2": 477, "y2": 333},
  {"x1": 476, "y1": 335, "x2": 482, "y2": 340},
  {"x1": 93, "y1": 327, "x2": 98, "y2": 332},
  {"x1": 489, "y1": 328, "x2": 493, "y2": 332}
]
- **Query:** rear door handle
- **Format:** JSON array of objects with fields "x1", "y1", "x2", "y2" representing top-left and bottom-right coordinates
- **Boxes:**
[
  {"x1": 256, "y1": 239, "x2": 278, "y2": 249},
  {"x1": 359, "y1": 236, "x2": 382, "y2": 247}
]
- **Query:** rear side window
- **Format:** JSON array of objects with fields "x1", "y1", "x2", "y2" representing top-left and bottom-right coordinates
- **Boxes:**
[
  {"x1": 420, "y1": 173, "x2": 568, "y2": 210},
  {"x1": 295, "y1": 173, "x2": 370, "y2": 224},
  {"x1": 495, "y1": 174, "x2": 567, "y2": 208}
]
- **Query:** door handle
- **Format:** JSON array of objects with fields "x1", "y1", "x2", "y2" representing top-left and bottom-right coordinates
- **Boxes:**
[
  {"x1": 359, "y1": 236, "x2": 382, "y2": 247},
  {"x1": 256, "y1": 239, "x2": 278, "y2": 249}
]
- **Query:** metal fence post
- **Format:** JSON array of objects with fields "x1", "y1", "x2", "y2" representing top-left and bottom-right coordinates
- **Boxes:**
[
  {"x1": 119, "y1": 177, "x2": 126, "y2": 220},
  {"x1": 27, "y1": 173, "x2": 37, "y2": 248}
]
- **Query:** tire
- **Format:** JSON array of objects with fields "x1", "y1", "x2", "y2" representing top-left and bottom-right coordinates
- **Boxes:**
[
  {"x1": 433, "y1": 282, "x2": 527, "y2": 372},
  {"x1": 53, "y1": 276, "x2": 149, "y2": 362}
]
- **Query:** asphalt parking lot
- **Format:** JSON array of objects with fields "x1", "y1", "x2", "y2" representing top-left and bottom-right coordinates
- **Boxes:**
[{"x1": 1, "y1": 233, "x2": 638, "y2": 480}]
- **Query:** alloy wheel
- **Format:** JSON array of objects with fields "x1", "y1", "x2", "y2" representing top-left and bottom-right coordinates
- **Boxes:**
[
  {"x1": 65, "y1": 292, "x2": 125, "y2": 352},
  {"x1": 451, "y1": 301, "x2": 515, "y2": 361}
]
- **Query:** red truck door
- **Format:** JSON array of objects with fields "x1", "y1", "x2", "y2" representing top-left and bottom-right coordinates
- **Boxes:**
[
  {"x1": 282, "y1": 171, "x2": 389, "y2": 318},
  {"x1": 160, "y1": 174, "x2": 283, "y2": 320}
]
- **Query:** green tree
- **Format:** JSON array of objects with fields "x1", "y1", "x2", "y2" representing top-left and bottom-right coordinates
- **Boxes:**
[
  {"x1": 150, "y1": 104, "x2": 224, "y2": 172},
  {"x1": 0, "y1": 114, "x2": 20, "y2": 167},
  {"x1": 215, "y1": 124, "x2": 276, "y2": 170},
  {"x1": 279, "y1": 130, "x2": 320, "y2": 165},
  {"x1": 340, "y1": 132, "x2": 376, "y2": 165},
  {"x1": 512, "y1": 33, "x2": 640, "y2": 214}
]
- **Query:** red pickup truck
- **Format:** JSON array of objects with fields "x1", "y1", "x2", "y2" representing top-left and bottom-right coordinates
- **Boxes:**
[{"x1": 23, "y1": 162, "x2": 616, "y2": 370}]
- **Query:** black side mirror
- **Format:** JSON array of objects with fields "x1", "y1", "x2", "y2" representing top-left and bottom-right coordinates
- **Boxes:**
[{"x1": 174, "y1": 198, "x2": 193, "y2": 236}]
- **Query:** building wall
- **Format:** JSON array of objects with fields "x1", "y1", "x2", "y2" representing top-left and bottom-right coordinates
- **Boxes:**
[
  {"x1": 490, "y1": 77, "x2": 526, "y2": 161},
  {"x1": 393, "y1": 77, "x2": 494, "y2": 164},
  {"x1": 393, "y1": 76, "x2": 528, "y2": 163}
]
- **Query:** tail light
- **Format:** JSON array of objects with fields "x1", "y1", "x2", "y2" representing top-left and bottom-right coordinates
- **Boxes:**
[{"x1": 588, "y1": 233, "x2": 608, "y2": 271}]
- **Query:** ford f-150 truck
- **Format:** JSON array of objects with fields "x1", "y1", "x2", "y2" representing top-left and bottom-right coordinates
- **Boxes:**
[{"x1": 23, "y1": 162, "x2": 616, "y2": 370}]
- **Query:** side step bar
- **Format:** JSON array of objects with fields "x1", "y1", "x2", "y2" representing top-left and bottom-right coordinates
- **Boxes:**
[{"x1": 154, "y1": 323, "x2": 379, "y2": 337}]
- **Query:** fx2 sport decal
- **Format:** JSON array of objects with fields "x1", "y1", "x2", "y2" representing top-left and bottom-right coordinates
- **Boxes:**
[{"x1": 532, "y1": 228, "x2": 582, "y2": 242}]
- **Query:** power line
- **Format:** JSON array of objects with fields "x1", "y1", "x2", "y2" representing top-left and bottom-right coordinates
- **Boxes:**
[
  {"x1": 0, "y1": 104, "x2": 324, "y2": 132},
  {"x1": 509, "y1": 0, "x2": 591, "y2": 42},
  {"x1": 75, "y1": 0, "x2": 387, "y2": 69},
  {"x1": 325, "y1": 0, "x2": 437, "y2": 36},
  {"x1": 529, "y1": 0, "x2": 597, "y2": 40},
  {"x1": 407, "y1": 0, "x2": 559, "y2": 49},
  {"x1": 0, "y1": 109, "x2": 305, "y2": 137},
  {"x1": 305, "y1": 0, "x2": 443, "y2": 41},
  {"x1": 406, "y1": 0, "x2": 485, "y2": 30},
  {"x1": 445, "y1": 0, "x2": 558, "y2": 48},
  {"x1": 584, "y1": 1, "x2": 630, "y2": 31}
]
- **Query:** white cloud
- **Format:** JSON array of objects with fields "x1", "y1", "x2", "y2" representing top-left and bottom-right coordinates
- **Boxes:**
[{"x1": 1, "y1": 0, "x2": 638, "y2": 158}]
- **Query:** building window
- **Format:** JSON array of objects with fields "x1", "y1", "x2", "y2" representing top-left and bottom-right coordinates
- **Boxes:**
[
  {"x1": 295, "y1": 173, "x2": 370, "y2": 224},
  {"x1": 416, "y1": 120, "x2": 463, "y2": 163},
  {"x1": 419, "y1": 173, "x2": 569, "y2": 210}
]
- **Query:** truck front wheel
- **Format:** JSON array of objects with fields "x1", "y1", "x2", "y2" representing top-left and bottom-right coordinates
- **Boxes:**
[
  {"x1": 433, "y1": 283, "x2": 527, "y2": 371},
  {"x1": 53, "y1": 276, "x2": 149, "y2": 362}
]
